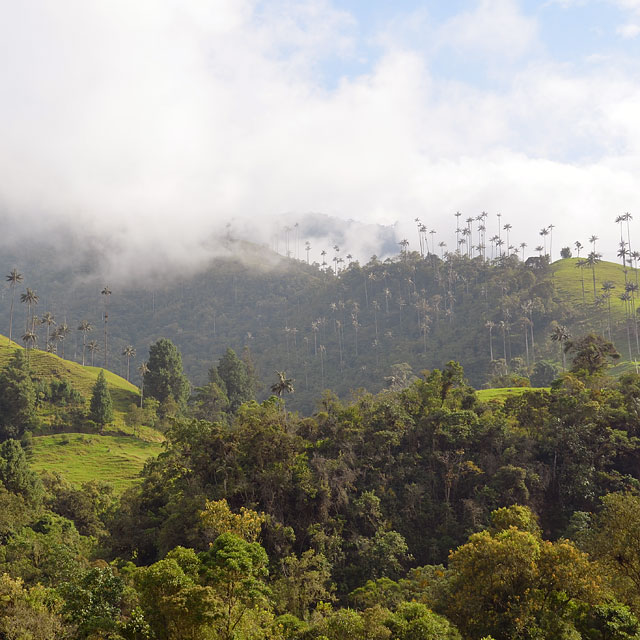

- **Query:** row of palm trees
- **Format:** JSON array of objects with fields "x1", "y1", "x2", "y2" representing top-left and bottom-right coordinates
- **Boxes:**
[{"x1": 276, "y1": 211, "x2": 637, "y2": 283}]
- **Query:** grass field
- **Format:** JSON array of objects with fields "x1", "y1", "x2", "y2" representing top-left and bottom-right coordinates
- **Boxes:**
[
  {"x1": 28, "y1": 433, "x2": 164, "y2": 491},
  {"x1": 477, "y1": 387, "x2": 548, "y2": 402}
]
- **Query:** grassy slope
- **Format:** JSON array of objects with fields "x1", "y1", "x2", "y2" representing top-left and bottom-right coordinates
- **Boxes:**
[
  {"x1": 28, "y1": 433, "x2": 164, "y2": 492},
  {"x1": 552, "y1": 257, "x2": 639, "y2": 321},
  {"x1": 1, "y1": 335, "x2": 163, "y2": 490}
]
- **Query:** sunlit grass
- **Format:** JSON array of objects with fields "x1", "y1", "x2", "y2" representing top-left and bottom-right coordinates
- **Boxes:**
[{"x1": 28, "y1": 433, "x2": 164, "y2": 492}]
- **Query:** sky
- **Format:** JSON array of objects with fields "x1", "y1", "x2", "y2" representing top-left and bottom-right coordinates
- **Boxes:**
[{"x1": 1, "y1": 0, "x2": 640, "y2": 275}]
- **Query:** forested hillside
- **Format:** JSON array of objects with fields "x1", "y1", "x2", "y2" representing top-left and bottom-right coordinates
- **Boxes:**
[{"x1": 5, "y1": 238, "x2": 637, "y2": 411}]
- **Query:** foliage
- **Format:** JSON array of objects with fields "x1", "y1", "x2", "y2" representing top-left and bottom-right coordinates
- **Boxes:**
[
  {"x1": 200, "y1": 499, "x2": 266, "y2": 542},
  {"x1": 565, "y1": 333, "x2": 621, "y2": 376},
  {"x1": 89, "y1": 370, "x2": 114, "y2": 426},
  {"x1": 144, "y1": 338, "x2": 190, "y2": 408},
  {"x1": 217, "y1": 348, "x2": 254, "y2": 412},
  {"x1": 0, "y1": 350, "x2": 36, "y2": 441}
]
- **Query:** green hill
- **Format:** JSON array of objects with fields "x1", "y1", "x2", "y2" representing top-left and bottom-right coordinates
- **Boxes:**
[
  {"x1": 552, "y1": 257, "x2": 640, "y2": 321},
  {"x1": 0, "y1": 335, "x2": 141, "y2": 428},
  {"x1": 1, "y1": 334, "x2": 163, "y2": 490}
]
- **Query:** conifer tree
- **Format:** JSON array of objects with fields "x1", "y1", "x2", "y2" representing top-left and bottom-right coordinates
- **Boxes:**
[
  {"x1": 0, "y1": 350, "x2": 36, "y2": 441},
  {"x1": 89, "y1": 370, "x2": 113, "y2": 426}
]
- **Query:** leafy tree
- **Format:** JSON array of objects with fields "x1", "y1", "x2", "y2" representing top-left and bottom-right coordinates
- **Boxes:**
[
  {"x1": 200, "y1": 499, "x2": 265, "y2": 542},
  {"x1": 560, "y1": 247, "x2": 572, "y2": 259},
  {"x1": 190, "y1": 367, "x2": 229, "y2": 422},
  {"x1": 0, "y1": 573, "x2": 67, "y2": 639},
  {"x1": 272, "y1": 549, "x2": 334, "y2": 618},
  {"x1": 565, "y1": 333, "x2": 620, "y2": 376},
  {"x1": 60, "y1": 566, "x2": 125, "y2": 638},
  {"x1": 135, "y1": 554, "x2": 216, "y2": 640},
  {"x1": 0, "y1": 350, "x2": 36, "y2": 441},
  {"x1": 0, "y1": 438, "x2": 42, "y2": 500},
  {"x1": 385, "y1": 602, "x2": 461, "y2": 640},
  {"x1": 217, "y1": 348, "x2": 253, "y2": 412},
  {"x1": 198, "y1": 532, "x2": 271, "y2": 640},
  {"x1": 89, "y1": 370, "x2": 114, "y2": 426},
  {"x1": 530, "y1": 360, "x2": 558, "y2": 386},
  {"x1": 586, "y1": 492, "x2": 640, "y2": 610},
  {"x1": 144, "y1": 338, "x2": 190, "y2": 408},
  {"x1": 446, "y1": 505, "x2": 605, "y2": 640}
]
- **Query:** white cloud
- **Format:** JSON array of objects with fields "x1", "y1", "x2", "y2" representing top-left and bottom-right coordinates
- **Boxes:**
[
  {"x1": 617, "y1": 22, "x2": 640, "y2": 36},
  {"x1": 436, "y1": 0, "x2": 538, "y2": 59},
  {"x1": 0, "y1": 0, "x2": 640, "y2": 278}
]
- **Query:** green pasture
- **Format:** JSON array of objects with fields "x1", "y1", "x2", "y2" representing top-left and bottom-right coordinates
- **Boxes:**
[{"x1": 28, "y1": 433, "x2": 164, "y2": 492}]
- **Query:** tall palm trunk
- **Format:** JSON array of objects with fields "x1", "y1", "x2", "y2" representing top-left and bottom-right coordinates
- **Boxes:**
[{"x1": 8, "y1": 287, "x2": 16, "y2": 345}]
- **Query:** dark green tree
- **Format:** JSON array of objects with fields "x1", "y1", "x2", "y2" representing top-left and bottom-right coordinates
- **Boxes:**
[
  {"x1": 565, "y1": 333, "x2": 620, "y2": 376},
  {"x1": 0, "y1": 439, "x2": 42, "y2": 499},
  {"x1": 144, "y1": 338, "x2": 190, "y2": 407},
  {"x1": 89, "y1": 370, "x2": 114, "y2": 426},
  {"x1": 0, "y1": 350, "x2": 36, "y2": 441},
  {"x1": 217, "y1": 348, "x2": 253, "y2": 412}
]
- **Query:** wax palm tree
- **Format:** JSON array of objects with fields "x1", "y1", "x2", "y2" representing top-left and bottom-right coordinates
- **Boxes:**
[
  {"x1": 623, "y1": 212, "x2": 633, "y2": 256},
  {"x1": 585, "y1": 252, "x2": 602, "y2": 301},
  {"x1": 550, "y1": 324, "x2": 571, "y2": 371},
  {"x1": 372, "y1": 300, "x2": 380, "y2": 339},
  {"x1": 271, "y1": 370, "x2": 294, "y2": 398},
  {"x1": 319, "y1": 345, "x2": 326, "y2": 388},
  {"x1": 626, "y1": 281, "x2": 640, "y2": 355},
  {"x1": 87, "y1": 340, "x2": 99, "y2": 366},
  {"x1": 420, "y1": 319, "x2": 430, "y2": 355},
  {"x1": 101, "y1": 286, "x2": 112, "y2": 367},
  {"x1": 5, "y1": 268, "x2": 23, "y2": 345},
  {"x1": 40, "y1": 311, "x2": 56, "y2": 346},
  {"x1": 620, "y1": 291, "x2": 635, "y2": 362},
  {"x1": 574, "y1": 241, "x2": 583, "y2": 258},
  {"x1": 601, "y1": 281, "x2": 616, "y2": 339},
  {"x1": 519, "y1": 243, "x2": 527, "y2": 261},
  {"x1": 539, "y1": 227, "x2": 549, "y2": 255},
  {"x1": 122, "y1": 345, "x2": 136, "y2": 381},
  {"x1": 589, "y1": 235, "x2": 598, "y2": 254},
  {"x1": 55, "y1": 322, "x2": 70, "y2": 359},
  {"x1": 22, "y1": 329, "x2": 37, "y2": 360},
  {"x1": 521, "y1": 300, "x2": 536, "y2": 363},
  {"x1": 20, "y1": 288, "x2": 39, "y2": 332},
  {"x1": 618, "y1": 242, "x2": 628, "y2": 268},
  {"x1": 520, "y1": 316, "x2": 530, "y2": 366},
  {"x1": 503, "y1": 223, "x2": 512, "y2": 254},
  {"x1": 77, "y1": 320, "x2": 93, "y2": 366},
  {"x1": 485, "y1": 320, "x2": 495, "y2": 361},
  {"x1": 138, "y1": 361, "x2": 149, "y2": 408},
  {"x1": 576, "y1": 259, "x2": 587, "y2": 302},
  {"x1": 352, "y1": 318, "x2": 360, "y2": 357}
]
